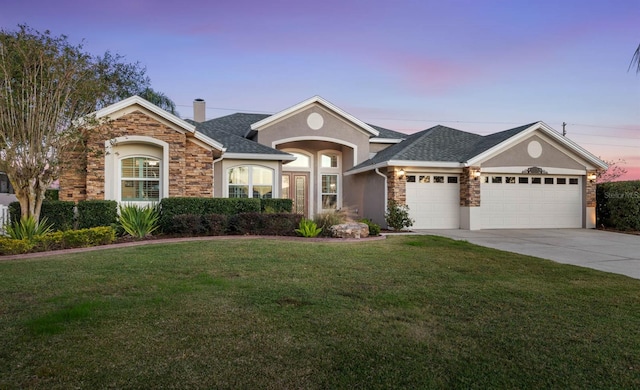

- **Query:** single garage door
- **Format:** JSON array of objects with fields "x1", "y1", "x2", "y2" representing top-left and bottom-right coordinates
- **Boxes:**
[
  {"x1": 481, "y1": 175, "x2": 582, "y2": 228},
  {"x1": 406, "y1": 173, "x2": 460, "y2": 229}
]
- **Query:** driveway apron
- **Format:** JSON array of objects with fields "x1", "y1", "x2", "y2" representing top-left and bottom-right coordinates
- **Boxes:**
[{"x1": 416, "y1": 229, "x2": 640, "y2": 280}]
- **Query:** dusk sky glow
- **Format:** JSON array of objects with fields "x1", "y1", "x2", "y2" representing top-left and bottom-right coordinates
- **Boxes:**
[{"x1": 2, "y1": 0, "x2": 639, "y2": 179}]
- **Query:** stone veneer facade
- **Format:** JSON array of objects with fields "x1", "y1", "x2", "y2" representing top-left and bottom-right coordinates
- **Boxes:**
[
  {"x1": 586, "y1": 171, "x2": 597, "y2": 208},
  {"x1": 386, "y1": 167, "x2": 406, "y2": 204},
  {"x1": 59, "y1": 110, "x2": 214, "y2": 202},
  {"x1": 459, "y1": 167, "x2": 481, "y2": 207}
]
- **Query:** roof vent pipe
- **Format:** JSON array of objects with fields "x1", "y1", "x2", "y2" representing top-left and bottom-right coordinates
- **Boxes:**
[{"x1": 193, "y1": 98, "x2": 206, "y2": 123}]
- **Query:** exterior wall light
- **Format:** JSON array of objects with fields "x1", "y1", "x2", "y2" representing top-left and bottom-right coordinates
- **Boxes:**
[
  {"x1": 398, "y1": 168, "x2": 405, "y2": 179},
  {"x1": 588, "y1": 173, "x2": 597, "y2": 183},
  {"x1": 472, "y1": 169, "x2": 481, "y2": 180}
]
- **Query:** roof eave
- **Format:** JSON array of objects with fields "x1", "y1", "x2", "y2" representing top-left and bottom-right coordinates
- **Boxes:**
[{"x1": 221, "y1": 152, "x2": 295, "y2": 161}]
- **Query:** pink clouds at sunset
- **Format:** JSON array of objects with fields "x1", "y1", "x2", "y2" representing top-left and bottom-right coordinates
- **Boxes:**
[{"x1": 1, "y1": 0, "x2": 638, "y2": 180}]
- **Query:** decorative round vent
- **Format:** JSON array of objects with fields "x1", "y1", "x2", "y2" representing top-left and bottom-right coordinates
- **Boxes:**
[
  {"x1": 527, "y1": 140, "x2": 542, "y2": 158},
  {"x1": 307, "y1": 112, "x2": 324, "y2": 130}
]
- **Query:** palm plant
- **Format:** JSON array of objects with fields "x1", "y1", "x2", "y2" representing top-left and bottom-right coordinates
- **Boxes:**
[
  {"x1": 118, "y1": 204, "x2": 160, "y2": 238},
  {"x1": 6, "y1": 216, "x2": 53, "y2": 241}
]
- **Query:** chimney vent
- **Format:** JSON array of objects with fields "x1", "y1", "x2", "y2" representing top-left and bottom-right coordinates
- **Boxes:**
[{"x1": 193, "y1": 98, "x2": 206, "y2": 123}]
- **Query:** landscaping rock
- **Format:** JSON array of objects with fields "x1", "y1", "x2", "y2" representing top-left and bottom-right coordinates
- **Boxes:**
[{"x1": 330, "y1": 222, "x2": 369, "y2": 239}]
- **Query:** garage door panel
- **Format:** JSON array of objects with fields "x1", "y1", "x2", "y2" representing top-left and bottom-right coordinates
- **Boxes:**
[
  {"x1": 406, "y1": 174, "x2": 460, "y2": 229},
  {"x1": 481, "y1": 175, "x2": 582, "y2": 229}
]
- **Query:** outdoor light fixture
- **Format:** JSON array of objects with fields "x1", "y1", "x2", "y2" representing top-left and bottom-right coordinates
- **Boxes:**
[
  {"x1": 473, "y1": 169, "x2": 481, "y2": 180},
  {"x1": 398, "y1": 168, "x2": 405, "y2": 179},
  {"x1": 588, "y1": 173, "x2": 597, "y2": 183}
]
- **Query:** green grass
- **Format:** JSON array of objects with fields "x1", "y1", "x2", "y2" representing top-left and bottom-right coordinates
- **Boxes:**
[{"x1": 0, "y1": 235, "x2": 638, "y2": 389}]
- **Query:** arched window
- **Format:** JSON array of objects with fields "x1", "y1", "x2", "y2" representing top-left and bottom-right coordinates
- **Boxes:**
[
  {"x1": 121, "y1": 157, "x2": 160, "y2": 201},
  {"x1": 228, "y1": 166, "x2": 273, "y2": 199}
]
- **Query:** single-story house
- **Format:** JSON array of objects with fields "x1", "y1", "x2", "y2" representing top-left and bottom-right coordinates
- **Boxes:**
[{"x1": 59, "y1": 95, "x2": 607, "y2": 230}]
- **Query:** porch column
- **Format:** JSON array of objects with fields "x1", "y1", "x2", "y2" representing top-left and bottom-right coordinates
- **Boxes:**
[
  {"x1": 460, "y1": 167, "x2": 481, "y2": 230},
  {"x1": 386, "y1": 167, "x2": 406, "y2": 204},
  {"x1": 585, "y1": 170, "x2": 597, "y2": 228}
]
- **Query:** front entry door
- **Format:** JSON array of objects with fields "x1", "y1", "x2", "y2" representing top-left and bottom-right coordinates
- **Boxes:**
[{"x1": 282, "y1": 172, "x2": 309, "y2": 216}]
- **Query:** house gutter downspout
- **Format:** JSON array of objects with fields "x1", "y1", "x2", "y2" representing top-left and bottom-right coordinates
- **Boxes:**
[
  {"x1": 212, "y1": 155, "x2": 224, "y2": 196},
  {"x1": 375, "y1": 168, "x2": 387, "y2": 224}
]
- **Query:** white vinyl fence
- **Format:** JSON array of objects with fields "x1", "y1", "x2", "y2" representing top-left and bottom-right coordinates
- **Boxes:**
[{"x1": 0, "y1": 205, "x2": 9, "y2": 235}]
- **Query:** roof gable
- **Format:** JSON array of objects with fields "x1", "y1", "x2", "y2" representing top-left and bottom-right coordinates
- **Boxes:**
[
  {"x1": 250, "y1": 96, "x2": 380, "y2": 137},
  {"x1": 466, "y1": 121, "x2": 608, "y2": 169},
  {"x1": 93, "y1": 96, "x2": 225, "y2": 151}
]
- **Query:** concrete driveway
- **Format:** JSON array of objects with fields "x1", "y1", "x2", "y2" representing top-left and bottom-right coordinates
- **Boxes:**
[{"x1": 416, "y1": 229, "x2": 640, "y2": 280}]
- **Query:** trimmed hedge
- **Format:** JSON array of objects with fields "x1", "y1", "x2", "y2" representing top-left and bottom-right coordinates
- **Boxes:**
[
  {"x1": 261, "y1": 198, "x2": 293, "y2": 213},
  {"x1": 0, "y1": 226, "x2": 116, "y2": 255},
  {"x1": 228, "y1": 212, "x2": 302, "y2": 236},
  {"x1": 32, "y1": 226, "x2": 116, "y2": 252},
  {"x1": 597, "y1": 181, "x2": 640, "y2": 231},
  {"x1": 0, "y1": 237, "x2": 33, "y2": 255},
  {"x1": 159, "y1": 197, "x2": 261, "y2": 233},
  {"x1": 77, "y1": 200, "x2": 118, "y2": 229},
  {"x1": 168, "y1": 212, "x2": 301, "y2": 236},
  {"x1": 9, "y1": 201, "x2": 75, "y2": 231}
]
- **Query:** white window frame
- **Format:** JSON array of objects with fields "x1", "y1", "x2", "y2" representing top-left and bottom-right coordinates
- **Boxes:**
[
  {"x1": 317, "y1": 150, "x2": 342, "y2": 211},
  {"x1": 105, "y1": 136, "x2": 168, "y2": 207},
  {"x1": 226, "y1": 165, "x2": 274, "y2": 199},
  {"x1": 119, "y1": 156, "x2": 161, "y2": 202}
]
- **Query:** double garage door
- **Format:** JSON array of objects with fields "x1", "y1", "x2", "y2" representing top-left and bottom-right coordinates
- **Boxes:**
[
  {"x1": 481, "y1": 175, "x2": 582, "y2": 229},
  {"x1": 405, "y1": 173, "x2": 582, "y2": 229}
]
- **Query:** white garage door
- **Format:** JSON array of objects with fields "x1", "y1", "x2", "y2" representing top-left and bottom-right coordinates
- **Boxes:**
[
  {"x1": 406, "y1": 173, "x2": 460, "y2": 229},
  {"x1": 481, "y1": 175, "x2": 582, "y2": 229}
]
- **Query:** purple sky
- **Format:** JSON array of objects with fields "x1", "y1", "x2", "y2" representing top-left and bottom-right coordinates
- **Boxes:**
[{"x1": 2, "y1": 0, "x2": 639, "y2": 179}]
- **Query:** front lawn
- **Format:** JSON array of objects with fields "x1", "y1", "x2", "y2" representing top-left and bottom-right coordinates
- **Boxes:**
[{"x1": 1, "y1": 236, "x2": 638, "y2": 388}]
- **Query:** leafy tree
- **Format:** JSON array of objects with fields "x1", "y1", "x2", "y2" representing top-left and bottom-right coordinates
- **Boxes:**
[
  {"x1": 0, "y1": 25, "x2": 176, "y2": 221},
  {"x1": 597, "y1": 158, "x2": 628, "y2": 183},
  {"x1": 139, "y1": 87, "x2": 178, "y2": 116}
]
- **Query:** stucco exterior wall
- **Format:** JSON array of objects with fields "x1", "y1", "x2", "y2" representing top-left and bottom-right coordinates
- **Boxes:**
[
  {"x1": 256, "y1": 104, "x2": 372, "y2": 165},
  {"x1": 482, "y1": 134, "x2": 585, "y2": 170}
]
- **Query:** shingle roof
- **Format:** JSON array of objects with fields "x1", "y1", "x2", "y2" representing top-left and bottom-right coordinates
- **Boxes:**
[
  {"x1": 188, "y1": 115, "x2": 290, "y2": 156},
  {"x1": 368, "y1": 124, "x2": 407, "y2": 140},
  {"x1": 350, "y1": 123, "x2": 536, "y2": 171}
]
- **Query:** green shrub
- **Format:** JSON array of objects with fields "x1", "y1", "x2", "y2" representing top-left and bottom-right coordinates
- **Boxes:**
[
  {"x1": 295, "y1": 218, "x2": 322, "y2": 238},
  {"x1": 159, "y1": 198, "x2": 261, "y2": 233},
  {"x1": 360, "y1": 218, "x2": 381, "y2": 236},
  {"x1": 202, "y1": 214, "x2": 228, "y2": 236},
  {"x1": 228, "y1": 212, "x2": 263, "y2": 235},
  {"x1": 33, "y1": 227, "x2": 116, "y2": 252},
  {"x1": 261, "y1": 198, "x2": 293, "y2": 213},
  {"x1": 262, "y1": 213, "x2": 302, "y2": 236},
  {"x1": 171, "y1": 214, "x2": 205, "y2": 236},
  {"x1": 6, "y1": 216, "x2": 53, "y2": 241},
  {"x1": 597, "y1": 181, "x2": 640, "y2": 231},
  {"x1": 77, "y1": 200, "x2": 118, "y2": 229},
  {"x1": 118, "y1": 204, "x2": 160, "y2": 239},
  {"x1": 385, "y1": 200, "x2": 414, "y2": 231},
  {"x1": 0, "y1": 237, "x2": 33, "y2": 255},
  {"x1": 44, "y1": 189, "x2": 59, "y2": 201},
  {"x1": 8, "y1": 202, "x2": 20, "y2": 224},
  {"x1": 9, "y1": 200, "x2": 75, "y2": 231},
  {"x1": 41, "y1": 201, "x2": 76, "y2": 231}
]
